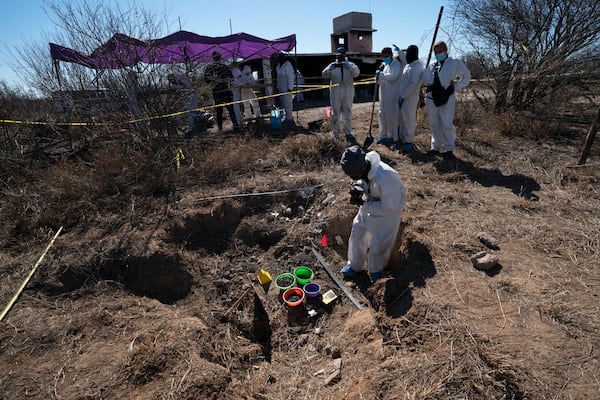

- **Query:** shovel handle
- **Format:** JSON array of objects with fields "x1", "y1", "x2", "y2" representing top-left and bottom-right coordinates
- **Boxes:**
[{"x1": 367, "y1": 81, "x2": 378, "y2": 140}]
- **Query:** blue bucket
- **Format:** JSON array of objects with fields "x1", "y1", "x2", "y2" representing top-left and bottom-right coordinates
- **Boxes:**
[{"x1": 270, "y1": 108, "x2": 285, "y2": 130}]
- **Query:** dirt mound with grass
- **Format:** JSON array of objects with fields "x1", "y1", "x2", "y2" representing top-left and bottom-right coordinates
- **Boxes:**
[{"x1": 0, "y1": 99, "x2": 599, "y2": 399}]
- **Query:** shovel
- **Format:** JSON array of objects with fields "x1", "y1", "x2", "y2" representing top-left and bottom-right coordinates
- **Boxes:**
[{"x1": 363, "y1": 80, "x2": 378, "y2": 151}]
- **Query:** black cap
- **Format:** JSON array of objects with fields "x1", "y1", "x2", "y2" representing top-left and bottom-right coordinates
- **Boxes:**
[{"x1": 340, "y1": 145, "x2": 369, "y2": 176}]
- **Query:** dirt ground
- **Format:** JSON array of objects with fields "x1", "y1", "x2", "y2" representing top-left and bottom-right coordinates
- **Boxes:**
[{"x1": 0, "y1": 96, "x2": 599, "y2": 400}]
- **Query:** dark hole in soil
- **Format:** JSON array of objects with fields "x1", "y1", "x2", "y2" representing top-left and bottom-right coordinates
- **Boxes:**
[
  {"x1": 236, "y1": 223, "x2": 286, "y2": 250},
  {"x1": 58, "y1": 266, "x2": 94, "y2": 292},
  {"x1": 123, "y1": 254, "x2": 193, "y2": 304},
  {"x1": 169, "y1": 201, "x2": 241, "y2": 253},
  {"x1": 98, "y1": 253, "x2": 193, "y2": 304}
]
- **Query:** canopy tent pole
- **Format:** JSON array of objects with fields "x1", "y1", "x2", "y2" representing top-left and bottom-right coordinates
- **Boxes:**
[
  {"x1": 53, "y1": 59, "x2": 62, "y2": 90},
  {"x1": 294, "y1": 46, "x2": 299, "y2": 122},
  {"x1": 90, "y1": 69, "x2": 106, "y2": 86}
]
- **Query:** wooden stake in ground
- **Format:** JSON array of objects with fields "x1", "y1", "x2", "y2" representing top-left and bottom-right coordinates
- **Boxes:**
[
  {"x1": 0, "y1": 226, "x2": 63, "y2": 322},
  {"x1": 222, "y1": 287, "x2": 254, "y2": 320},
  {"x1": 578, "y1": 106, "x2": 599, "y2": 165}
]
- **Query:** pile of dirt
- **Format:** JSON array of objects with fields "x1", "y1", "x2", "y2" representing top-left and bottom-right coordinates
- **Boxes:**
[{"x1": 0, "y1": 99, "x2": 599, "y2": 399}]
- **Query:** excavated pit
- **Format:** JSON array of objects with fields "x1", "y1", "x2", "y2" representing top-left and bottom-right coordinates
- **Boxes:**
[
  {"x1": 168, "y1": 200, "x2": 243, "y2": 252},
  {"x1": 58, "y1": 252, "x2": 193, "y2": 304},
  {"x1": 121, "y1": 254, "x2": 193, "y2": 304}
]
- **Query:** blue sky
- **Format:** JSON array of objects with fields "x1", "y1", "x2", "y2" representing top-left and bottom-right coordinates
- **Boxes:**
[{"x1": 0, "y1": 0, "x2": 456, "y2": 88}]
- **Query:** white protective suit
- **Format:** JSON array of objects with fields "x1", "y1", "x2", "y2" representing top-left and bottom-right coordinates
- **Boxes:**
[
  {"x1": 170, "y1": 73, "x2": 200, "y2": 134},
  {"x1": 241, "y1": 65, "x2": 261, "y2": 118},
  {"x1": 422, "y1": 56, "x2": 471, "y2": 151},
  {"x1": 276, "y1": 59, "x2": 295, "y2": 121},
  {"x1": 295, "y1": 70, "x2": 305, "y2": 102},
  {"x1": 377, "y1": 58, "x2": 404, "y2": 142},
  {"x1": 398, "y1": 59, "x2": 425, "y2": 144},
  {"x1": 322, "y1": 58, "x2": 360, "y2": 137},
  {"x1": 124, "y1": 72, "x2": 149, "y2": 135},
  {"x1": 347, "y1": 151, "x2": 406, "y2": 274},
  {"x1": 230, "y1": 66, "x2": 245, "y2": 126}
]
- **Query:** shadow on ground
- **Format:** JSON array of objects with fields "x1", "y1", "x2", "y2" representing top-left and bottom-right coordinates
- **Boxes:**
[{"x1": 433, "y1": 155, "x2": 541, "y2": 200}]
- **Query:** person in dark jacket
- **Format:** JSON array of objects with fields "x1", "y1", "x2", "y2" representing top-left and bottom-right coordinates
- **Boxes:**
[{"x1": 204, "y1": 51, "x2": 240, "y2": 131}]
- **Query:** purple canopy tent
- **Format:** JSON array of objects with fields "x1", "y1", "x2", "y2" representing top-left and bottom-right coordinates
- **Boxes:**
[{"x1": 49, "y1": 30, "x2": 296, "y2": 69}]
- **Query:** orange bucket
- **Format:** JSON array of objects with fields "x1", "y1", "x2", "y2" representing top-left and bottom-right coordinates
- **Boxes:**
[{"x1": 282, "y1": 287, "x2": 305, "y2": 307}]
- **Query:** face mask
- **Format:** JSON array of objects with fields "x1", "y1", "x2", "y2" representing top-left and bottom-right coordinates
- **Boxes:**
[
  {"x1": 383, "y1": 57, "x2": 391, "y2": 65},
  {"x1": 435, "y1": 52, "x2": 446, "y2": 62}
]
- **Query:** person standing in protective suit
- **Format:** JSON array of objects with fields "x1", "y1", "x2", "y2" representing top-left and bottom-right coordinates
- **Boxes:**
[
  {"x1": 376, "y1": 47, "x2": 404, "y2": 149},
  {"x1": 294, "y1": 69, "x2": 305, "y2": 102},
  {"x1": 339, "y1": 145, "x2": 406, "y2": 283},
  {"x1": 397, "y1": 45, "x2": 425, "y2": 154},
  {"x1": 168, "y1": 73, "x2": 201, "y2": 136},
  {"x1": 204, "y1": 51, "x2": 240, "y2": 132},
  {"x1": 321, "y1": 47, "x2": 360, "y2": 140},
  {"x1": 423, "y1": 40, "x2": 471, "y2": 159},
  {"x1": 275, "y1": 52, "x2": 296, "y2": 124},
  {"x1": 240, "y1": 63, "x2": 261, "y2": 120},
  {"x1": 230, "y1": 62, "x2": 245, "y2": 128}
]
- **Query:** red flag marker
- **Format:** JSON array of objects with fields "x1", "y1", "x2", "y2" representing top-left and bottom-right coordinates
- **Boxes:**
[{"x1": 320, "y1": 234, "x2": 328, "y2": 247}]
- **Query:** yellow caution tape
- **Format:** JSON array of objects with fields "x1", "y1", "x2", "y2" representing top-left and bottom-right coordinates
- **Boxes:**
[
  {"x1": 175, "y1": 148, "x2": 185, "y2": 172},
  {"x1": 0, "y1": 78, "x2": 377, "y2": 127}
]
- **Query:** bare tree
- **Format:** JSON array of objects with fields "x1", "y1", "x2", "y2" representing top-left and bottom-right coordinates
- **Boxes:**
[
  {"x1": 6, "y1": 0, "x2": 215, "y2": 143},
  {"x1": 451, "y1": 0, "x2": 600, "y2": 112},
  {"x1": 11, "y1": 1, "x2": 169, "y2": 94}
]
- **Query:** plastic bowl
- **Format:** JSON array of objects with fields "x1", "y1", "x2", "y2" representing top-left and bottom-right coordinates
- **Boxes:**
[
  {"x1": 275, "y1": 273, "x2": 296, "y2": 291},
  {"x1": 282, "y1": 287, "x2": 305, "y2": 307},
  {"x1": 303, "y1": 282, "x2": 321, "y2": 299},
  {"x1": 293, "y1": 266, "x2": 314, "y2": 286}
]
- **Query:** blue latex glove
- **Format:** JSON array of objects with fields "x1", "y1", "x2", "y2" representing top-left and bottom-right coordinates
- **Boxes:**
[
  {"x1": 345, "y1": 132, "x2": 357, "y2": 145},
  {"x1": 393, "y1": 45, "x2": 400, "y2": 54}
]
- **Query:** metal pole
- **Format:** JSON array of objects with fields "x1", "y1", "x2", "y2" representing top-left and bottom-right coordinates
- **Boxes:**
[
  {"x1": 420, "y1": 6, "x2": 444, "y2": 108},
  {"x1": 426, "y1": 6, "x2": 444, "y2": 68},
  {"x1": 311, "y1": 247, "x2": 363, "y2": 310}
]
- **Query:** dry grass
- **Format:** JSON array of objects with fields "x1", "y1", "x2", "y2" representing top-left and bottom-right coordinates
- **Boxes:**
[{"x1": 1, "y1": 99, "x2": 599, "y2": 400}]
